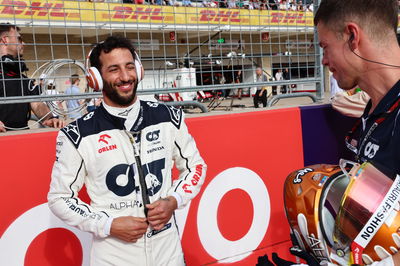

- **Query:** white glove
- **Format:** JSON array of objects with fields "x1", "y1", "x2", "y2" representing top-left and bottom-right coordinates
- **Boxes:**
[{"x1": 369, "y1": 256, "x2": 394, "y2": 266}]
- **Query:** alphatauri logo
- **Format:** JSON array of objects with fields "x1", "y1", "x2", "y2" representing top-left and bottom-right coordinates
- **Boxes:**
[
  {"x1": 146, "y1": 130, "x2": 160, "y2": 142},
  {"x1": 364, "y1": 142, "x2": 380, "y2": 159}
]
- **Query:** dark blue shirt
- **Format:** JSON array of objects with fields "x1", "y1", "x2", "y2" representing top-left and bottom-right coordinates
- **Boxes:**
[{"x1": 351, "y1": 80, "x2": 400, "y2": 175}]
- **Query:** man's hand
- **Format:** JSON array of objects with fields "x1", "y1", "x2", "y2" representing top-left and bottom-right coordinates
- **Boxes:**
[
  {"x1": 259, "y1": 91, "x2": 264, "y2": 97},
  {"x1": 42, "y1": 118, "x2": 66, "y2": 129},
  {"x1": 146, "y1": 196, "x2": 177, "y2": 231},
  {"x1": 110, "y1": 216, "x2": 148, "y2": 243},
  {"x1": 0, "y1": 121, "x2": 6, "y2": 132}
]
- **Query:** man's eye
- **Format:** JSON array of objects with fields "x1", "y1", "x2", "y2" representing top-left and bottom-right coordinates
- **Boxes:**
[{"x1": 109, "y1": 68, "x2": 118, "y2": 72}]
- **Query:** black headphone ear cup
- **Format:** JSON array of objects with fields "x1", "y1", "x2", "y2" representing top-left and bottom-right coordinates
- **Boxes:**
[{"x1": 86, "y1": 66, "x2": 103, "y2": 91}]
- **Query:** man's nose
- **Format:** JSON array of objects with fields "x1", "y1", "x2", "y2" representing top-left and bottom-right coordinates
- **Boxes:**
[
  {"x1": 120, "y1": 68, "x2": 136, "y2": 82},
  {"x1": 120, "y1": 68, "x2": 131, "y2": 81},
  {"x1": 321, "y1": 55, "x2": 328, "y2": 66}
]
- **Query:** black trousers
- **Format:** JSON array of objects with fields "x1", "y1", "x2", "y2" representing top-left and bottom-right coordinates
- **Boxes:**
[{"x1": 254, "y1": 90, "x2": 267, "y2": 108}]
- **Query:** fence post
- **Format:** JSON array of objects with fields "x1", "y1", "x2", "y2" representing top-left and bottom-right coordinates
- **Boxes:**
[{"x1": 313, "y1": 0, "x2": 325, "y2": 102}]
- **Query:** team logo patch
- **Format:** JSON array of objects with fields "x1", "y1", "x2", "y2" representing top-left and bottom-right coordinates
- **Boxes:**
[
  {"x1": 364, "y1": 142, "x2": 380, "y2": 159},
  {"x1": 146, "y1": 130, "x2": 160, "y2": 142},
  {"x1": 166, "y1": 105, "x2": 182, "y2": 128},
  {"x1": 293, "y1": 168, "x2": 313, "y2": 184},
  {"x1": 83, "y1": 112, "x2": 94, "y2": 121},
  {"x1": 118, "y1": 107, "x2": 133, "y2": 117},
  {"x1": 62, "y1": 123, "x2": 81, "y2": 145},
  {"x1": 98, "y1": 134, "x2": 111, "y2": 144},
  {"x1": 147, "y1": 102, "x2": 159, "y2": 108},
  {"x1": 143, "y1": 158, "x2": 165, "y2": 196},
  {"x1": 147, "y1": 223, "x2": 171, "y2": 238}
]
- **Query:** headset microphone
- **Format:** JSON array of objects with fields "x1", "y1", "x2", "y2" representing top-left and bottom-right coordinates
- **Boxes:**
[{"x1": 348, "y1": 32, "x2": 400, "y2": 68}]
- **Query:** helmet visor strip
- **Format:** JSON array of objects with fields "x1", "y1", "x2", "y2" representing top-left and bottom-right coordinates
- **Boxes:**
[{"x1": 333, "y1": 163, "x2": 400, "y2": 264}]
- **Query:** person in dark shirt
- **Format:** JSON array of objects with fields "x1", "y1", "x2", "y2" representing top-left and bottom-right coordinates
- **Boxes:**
[
  {"x1": 315, "y1": 2, "x2": 400, "y2": 264},
  {"x1": 235, "y1": 70, "x2": 243, "y2": 99},
  {"x1": 315, "y1": 0, "x2": 400, "y2": 176},
  {"x1": 0, "y1": 23, "x2": 65, "y2": 131}
]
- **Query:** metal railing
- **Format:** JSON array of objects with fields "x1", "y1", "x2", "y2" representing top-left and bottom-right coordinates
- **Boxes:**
[{"x1": 0, "y1": 0, "x2": 323, "y2": 113}]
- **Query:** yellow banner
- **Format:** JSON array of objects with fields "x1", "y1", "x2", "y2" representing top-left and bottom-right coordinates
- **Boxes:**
[{"x1": 0, "y1": 0, "x2": 314, "y2": 27}]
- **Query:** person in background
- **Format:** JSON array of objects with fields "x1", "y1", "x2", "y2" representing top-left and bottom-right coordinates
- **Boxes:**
[
  {"x1": 219, "y1": 0, "x2": 228, "y2": 8},
  {"x1": 33, "y1": 74, "x2": 46, "y2": 94},
  {"x1": 268, "y1": 0, "x2": 278, "y2": 10},
  {"x1": 0, "y1": 23, "x2": 64, "y2": 132},
  {"x1": 65, "y1": 74, "x2": 83, "y2": 120},
  {"x1": 235, "y1": 70, "x2": 243, "y2": 99},
  {"x1": 329, "y1": 74, "x2": 343, "y2": 98},
  {"x1": 283, "y1": 67, "x2": 291, "y2": 93},
  {"x1": 315, "y1": 0, "x2": 400, "y2": 263},
  {"x1": 279, "y1": 0, "x2": 288, "y2": 10},
  {"x1": 228, "y1": 0, "x2": 237, "y2": 8},
  {"x1": 45, "y1": 80, "x2": 64, "y2": 118},
  {"x1": 182, "y1": 0, "x2": 192, "y2": 6},
  {"x1": 270, "y1": 77, "x2": 277, "y2": 95},
  {"x1": 297, "y1": 0, "x2": 304, "y2": 11},
  {"x1": 275, "y1": 69, "x2": 283, "y2": 93},
  {"x1": 86, "y1": 98, "x2": 102, "y2": 113},
  {"x1": 253, "y1": 67, "x2": 268, "y2": 108}
]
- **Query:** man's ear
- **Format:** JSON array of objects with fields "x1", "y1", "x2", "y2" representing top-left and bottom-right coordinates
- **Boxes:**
[{"x1": 345, "y1": 23, "x2": 360, "y2": 51}]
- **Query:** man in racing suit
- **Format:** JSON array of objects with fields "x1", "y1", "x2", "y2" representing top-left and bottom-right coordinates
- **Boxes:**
[{"x1": 48, "y1": 36, "x2": 207, "y2": 265}]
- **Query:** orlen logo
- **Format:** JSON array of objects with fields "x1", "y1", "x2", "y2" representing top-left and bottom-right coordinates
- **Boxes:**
[
  {"x1": 182, "y1": 164, "x2": 204, "y2": 194},
  {"x1": 197, "y1": 10, "x2": 240, "y2": 23},
  {"x1": 98, "y1": 134, "x2": 117, "y2": 154},
  {"x1": 98, "y1": 134, "x2": 111, "y2": 145},
  {"x1": 0, "y1": 0, "x2": 80, "y2": 18}
]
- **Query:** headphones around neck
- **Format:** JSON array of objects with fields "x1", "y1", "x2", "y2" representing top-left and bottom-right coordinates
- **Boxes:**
[{"x1": 85, "y1": 44, "x2": 144, "y2": 92}]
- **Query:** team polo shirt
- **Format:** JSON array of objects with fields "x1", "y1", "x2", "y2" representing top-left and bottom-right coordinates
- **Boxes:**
[{"x1": 350, "y1": 80, "x2": 400, "y2": 175}]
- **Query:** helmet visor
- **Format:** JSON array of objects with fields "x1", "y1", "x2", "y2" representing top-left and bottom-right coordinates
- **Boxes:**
[{"x1": 333, "y1": 163, "x2": 394, "y2": 252}]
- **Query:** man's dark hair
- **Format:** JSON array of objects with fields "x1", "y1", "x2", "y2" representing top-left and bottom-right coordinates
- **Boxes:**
[
  {"x1": 89, "y1": 35, "x2": 136, "y2": 71},
  {"x1": 314, "y1": 0, "x2": 398, "y2": 41},
  {"x1": 70, "y1": 74, "x2": 80, "y2": 84},
  {"x1": 0, "y1": 23, "x2": 20, "y2": 37}
]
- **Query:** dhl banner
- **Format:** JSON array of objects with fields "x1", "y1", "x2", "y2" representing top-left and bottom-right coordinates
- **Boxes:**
[{"x1": 0, "y1": 0, "x2": 314, "y2": 27}]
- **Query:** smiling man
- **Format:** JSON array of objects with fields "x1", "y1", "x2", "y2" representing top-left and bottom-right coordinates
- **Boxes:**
[
  {"x1": 314, "y1": 0, "x2": 400, "y2": 265},
  {"x1": 48, "y1": 36, "x2": 207, "y2": 265}
]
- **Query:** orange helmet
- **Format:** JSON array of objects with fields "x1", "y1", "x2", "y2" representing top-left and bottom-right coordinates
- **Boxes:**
[{"x1": 284, "y1": 161, "x2": 400, "y2": 265}]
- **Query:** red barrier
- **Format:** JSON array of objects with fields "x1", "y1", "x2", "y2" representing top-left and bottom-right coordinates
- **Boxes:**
[{"x1": 0, "y1": 108, "x2": 304, "y2": 265}]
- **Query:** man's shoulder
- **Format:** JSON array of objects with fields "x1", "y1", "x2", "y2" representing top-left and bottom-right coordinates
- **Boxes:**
[
  {"x1": 60, "y1": 108, "x2": 114, "y2": 147},
  {"x1": 137, "y1": 100, "x2": 183, "y2": 130}
]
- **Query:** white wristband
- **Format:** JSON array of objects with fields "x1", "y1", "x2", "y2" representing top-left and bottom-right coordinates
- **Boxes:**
[
  {"x1": 103, "y1": 217, "x2": 114, "y2": 236},
  {"x1": 170, "y1": 192, "x2": 183, "y2": 209}
]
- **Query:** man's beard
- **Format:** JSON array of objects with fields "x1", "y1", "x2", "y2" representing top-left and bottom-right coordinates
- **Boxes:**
[{"x1": 103, "y1": 79, "x2": 138, "y2": 106}]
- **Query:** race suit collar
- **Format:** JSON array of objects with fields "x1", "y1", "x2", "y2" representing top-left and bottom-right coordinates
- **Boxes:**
[{"x1": 102, "y1": 100, "x2": 140, "y2": 131}]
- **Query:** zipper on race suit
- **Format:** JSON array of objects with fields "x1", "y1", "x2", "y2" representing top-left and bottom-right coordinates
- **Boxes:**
[{"x1": 127, "y1": 132, "x2": 151, "y2": 217}]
